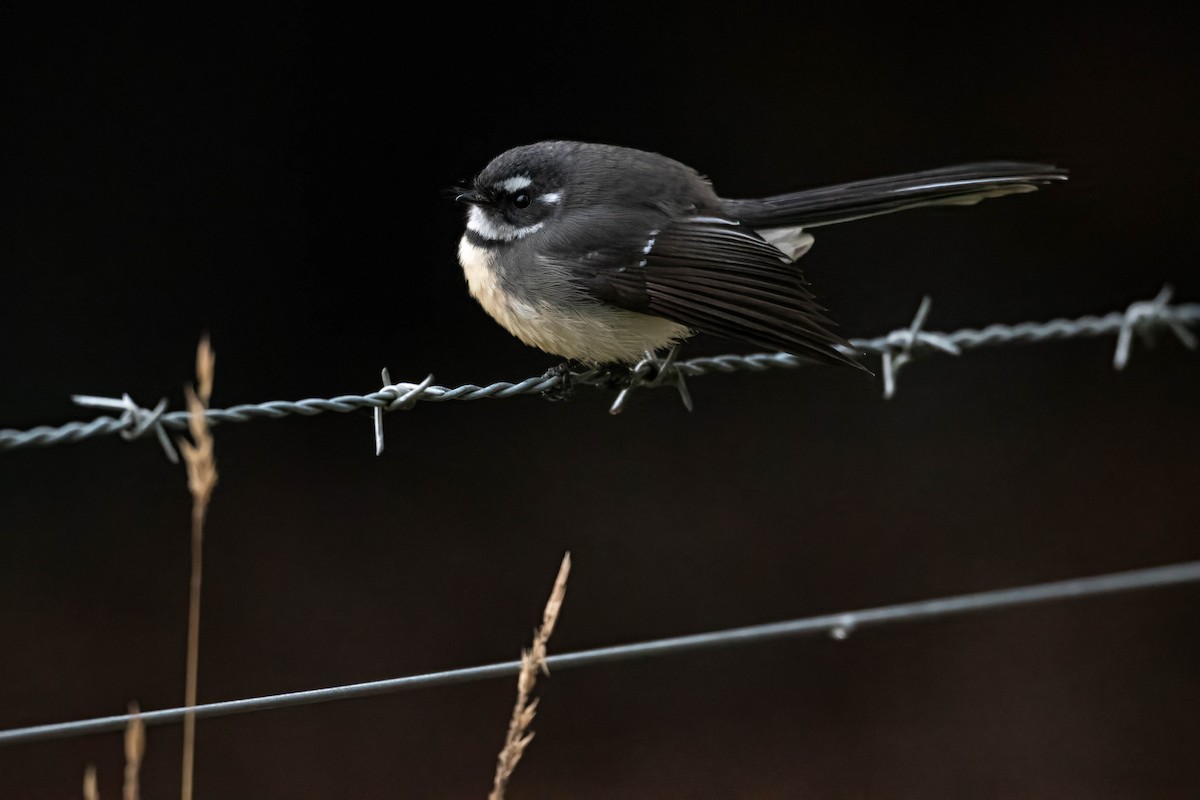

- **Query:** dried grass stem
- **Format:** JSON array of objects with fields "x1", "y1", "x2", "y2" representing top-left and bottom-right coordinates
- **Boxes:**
[
  {"x1": 488, "y1": 552, "x2": 571, "y2": 800},
  {"x1": 178, "y1": 337, "x2": 217, "y2": 800}
]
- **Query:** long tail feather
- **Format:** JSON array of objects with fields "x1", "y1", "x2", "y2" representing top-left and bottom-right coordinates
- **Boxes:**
[{"x1": 719, "y1": 161, "x2": 1067, "y2": 228}]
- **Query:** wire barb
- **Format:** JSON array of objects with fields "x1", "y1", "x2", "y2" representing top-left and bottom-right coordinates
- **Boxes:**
[
  {"x1": 71, "y1": 393, "x2": 179, "y2": 462},
  {"x1": 608, "y1": 346, "x2": 694, "y2": 415},
  {"x1": 1114, "y1": 285, "x2": 1198, "y2": 369},
  {"x1": 373, "y1": 371, "x2": 435, "y2": 455},
  {"x1": 879, "y1": 296, "x2": 962, "y2": 399},
  {"x1": 830, "y1": 614, "x2": 857, "y2": 640}
]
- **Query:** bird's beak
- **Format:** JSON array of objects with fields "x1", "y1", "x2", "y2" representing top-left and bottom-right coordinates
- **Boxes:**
[{"x1": 455, "y1": 187, "x2": 488, "y2": 206}]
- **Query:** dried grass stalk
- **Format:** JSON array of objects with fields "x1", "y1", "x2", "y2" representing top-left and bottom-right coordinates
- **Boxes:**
[
  {"x1": 80, "y1": 701, "x2": 143, "y2": 800},
  {"x1": 488, "y1": 552, "x2": 571, "y2": 800},
  {"x1": 83, "y1": 764, "x2": 99, "y2": 800},
  {"x1": 178, "y1": 336, "x2": 217, "y2": 800},
  {"x1": 123, "y1": 701, "x2": 145, "y2": 800}
]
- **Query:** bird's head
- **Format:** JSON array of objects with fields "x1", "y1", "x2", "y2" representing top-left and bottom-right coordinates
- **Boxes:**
[{"x1": 454, "y1": 143, "x2": 575, "y2": 244}]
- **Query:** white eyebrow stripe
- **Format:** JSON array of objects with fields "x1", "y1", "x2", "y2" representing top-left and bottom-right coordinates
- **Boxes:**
[
  {"x1": 496, "y1": 175, "x2": 532, "y2": 192},
  {"x1": 467, "y1": 205, "x2": 544, "y2": 241}
]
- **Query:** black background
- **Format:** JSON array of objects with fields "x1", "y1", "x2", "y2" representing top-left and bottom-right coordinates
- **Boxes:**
[{"x1": 2, "y1": 4, "x2": 1198, "y2": 798}]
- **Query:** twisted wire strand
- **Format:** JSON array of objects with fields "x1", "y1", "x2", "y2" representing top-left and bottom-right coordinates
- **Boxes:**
[
  {"x1": 1, "y1": 559, "x2": 1197, "y2": 747},
  {"x1": 2, "y1": 294, "x2": 1197, "y2": 453}
]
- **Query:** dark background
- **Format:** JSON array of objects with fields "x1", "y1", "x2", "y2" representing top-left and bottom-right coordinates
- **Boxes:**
[{"x1": 1, "y1": 4, "x2": 1198, "y2": 798}]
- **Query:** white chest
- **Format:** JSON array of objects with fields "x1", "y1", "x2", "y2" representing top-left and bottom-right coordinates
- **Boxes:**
[{"x1": 457, "y1": 236, "x2": 689, "y2": 363}]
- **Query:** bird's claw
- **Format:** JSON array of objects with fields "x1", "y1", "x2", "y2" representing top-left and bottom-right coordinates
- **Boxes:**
[{"x1": 541, "y1": 360, "x2": 579, "y2": 402}]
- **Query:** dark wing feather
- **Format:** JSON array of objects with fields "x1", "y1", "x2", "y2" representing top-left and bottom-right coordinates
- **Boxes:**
[
  {"x1": 578, "y1": 216, "x2": 864, "y2": 368},
  {"x1": 719, "y1": 161, "x2": 1068, "y2": 228}
]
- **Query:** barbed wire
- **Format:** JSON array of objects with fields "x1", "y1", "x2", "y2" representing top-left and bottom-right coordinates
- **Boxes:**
[
  {"x1": 1, "y1": 286, "x2": 1196, "y2": 457},
  {"x1": 1, "y1": 558, "x2": 1197, "y2": 747}
]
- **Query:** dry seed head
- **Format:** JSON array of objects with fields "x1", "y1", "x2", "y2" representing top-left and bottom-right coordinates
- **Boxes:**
[{"x1": 195, "y1": 335, "x2": 215, "y2": 403}]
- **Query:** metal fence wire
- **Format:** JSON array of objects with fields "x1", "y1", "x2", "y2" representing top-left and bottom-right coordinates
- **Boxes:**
[
  {"x1": 1, "y1": 287, "x2": 1197, "y2": 459},
  {"x1": 2, "y1": 559, "x2": 1198, "y2": 747}
]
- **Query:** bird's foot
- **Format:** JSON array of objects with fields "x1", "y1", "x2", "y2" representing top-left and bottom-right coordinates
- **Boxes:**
[
  {"x1": 542, "y1": 360, "x2": 640, "y2": 402},
  {"x1": 541, "y1": 360, "x2": 581, "y2": 402},
  {"x1": 593, "y1": 362, "x2": 637, "y2": 390}
]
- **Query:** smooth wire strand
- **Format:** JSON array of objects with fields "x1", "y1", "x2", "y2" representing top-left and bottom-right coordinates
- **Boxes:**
[
  {"x1": 0, "y1": 290, "x2": 1198, "y2": 454},
  {"x1": 2, "y1": 559, "x2": 1198, "y2": 748}
]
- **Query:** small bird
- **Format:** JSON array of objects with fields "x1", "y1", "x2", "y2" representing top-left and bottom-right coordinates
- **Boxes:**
[{"x1": 455, "y1": 141, "x2": 1066, "y2": 368}]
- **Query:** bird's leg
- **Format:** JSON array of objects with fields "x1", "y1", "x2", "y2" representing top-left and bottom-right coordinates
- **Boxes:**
[
  {"x1": 542, "y1": 359, "x2": 637, "y2": 402},
  {"x1": 595, "y1": 361, "x2": 636, "y2": 390},
  {"x1": 541, "y1": 359, "x2": 580, "y2": 402}
]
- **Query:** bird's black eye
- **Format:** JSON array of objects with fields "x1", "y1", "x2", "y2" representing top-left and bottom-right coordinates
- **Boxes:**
[{"x1": 512, "y1": 192, "x2": 531, "y2": 209}]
